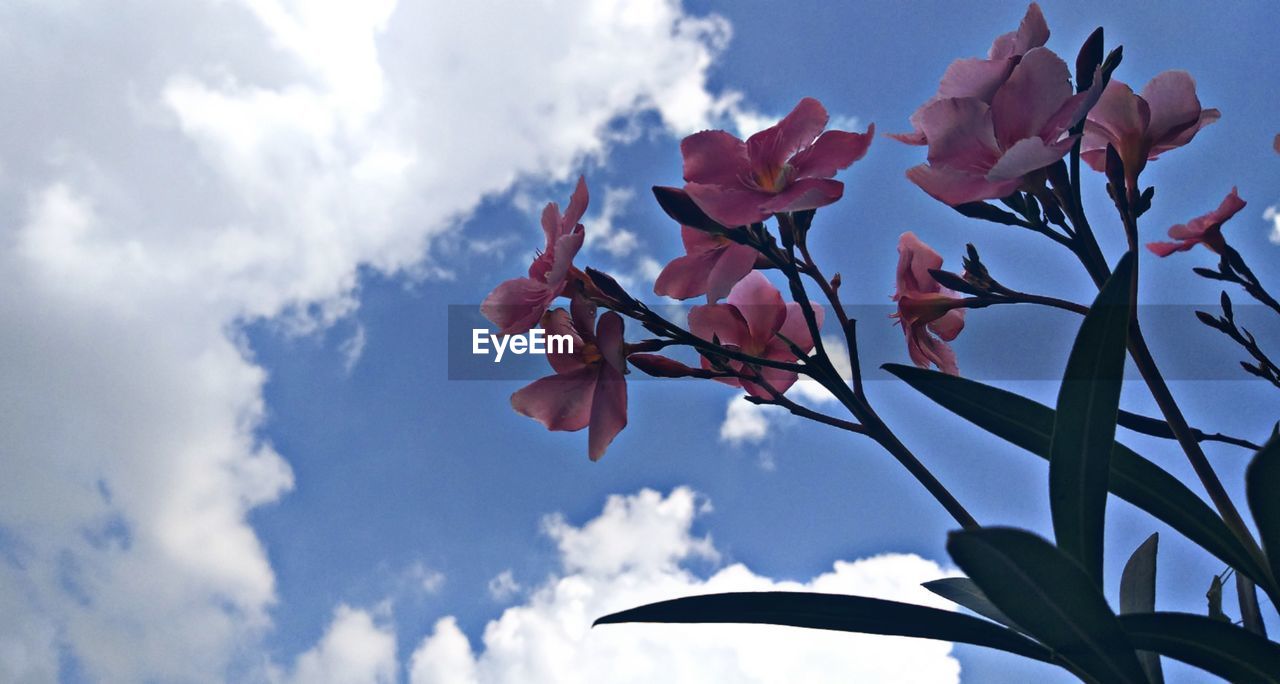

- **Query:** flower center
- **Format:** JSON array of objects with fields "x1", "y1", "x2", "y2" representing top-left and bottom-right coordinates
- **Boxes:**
[{"x1": 753, "y1": 163, "x2": 790, "y2": 193}]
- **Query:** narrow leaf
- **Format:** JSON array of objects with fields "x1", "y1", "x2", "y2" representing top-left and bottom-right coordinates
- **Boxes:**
[
  {"x1": 948, "y1": 528, "x2": 1148, "y2": 683},
  {"x1": 922, "y1": 577, "x2": 1019, "y2": 631},
  {"x1": 1246, "y1": 433, "x2": 1280, "y2": 590},
  {"x1": 593, "y1": 591, "x2": 1054, "y2": 663},
  {"x1": 1120, "y1": 533, "x2": 1163, "y2": 683},
  {"x1": 882, "y1": 363, "x2": 1274, "y2": 592},
  {"x1": 1050, "y1": 252, "x2": 1133, "y2": 585},
  {"x1": 1121, "y1": 612, "x2": 1280, "y2": 683}
]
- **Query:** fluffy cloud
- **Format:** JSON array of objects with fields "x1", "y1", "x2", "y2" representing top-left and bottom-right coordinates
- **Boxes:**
[
  {"x1": 1265, "y1": 205, "x2": 1280, "y2": 245},
  {"x1": 278, "y1": 606, "x2": 398, "y2": 684},
  {"x1": 407, "y1": 488, "x2": 960, "y2": 684},
  {"x1": 0, "y1": 0, "x2": 749, "y2": 680}
]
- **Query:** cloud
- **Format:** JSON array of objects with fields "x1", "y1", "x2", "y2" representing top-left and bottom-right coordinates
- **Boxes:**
[
  {"x1": 0, "y1": 0, "x2": 748, "y2": 680},
  {"x1": 719, "y1": 395, "x2": 779, "y2": 445},
  {"x1": 1265, "y1": 205, "x2": 1280, "y2": 245},
  {"x1": 407, "y1": 488, "x2": 960, "y2": 684},
  {"x1": 277, "y1": 606, "x2": 398, "y2": 684},
  {"x1": 487, "y1": 570, "x2": 522, "y2": 602}
]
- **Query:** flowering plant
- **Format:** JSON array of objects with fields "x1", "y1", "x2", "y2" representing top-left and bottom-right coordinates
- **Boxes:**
[{"x1": 483, "y1": 5, "x2": 1280, "y2": 681}]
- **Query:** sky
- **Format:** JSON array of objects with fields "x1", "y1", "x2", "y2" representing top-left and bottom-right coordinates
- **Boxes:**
[{"x1": 0, "y1": 1, "x2": 1278, "y2": 682}]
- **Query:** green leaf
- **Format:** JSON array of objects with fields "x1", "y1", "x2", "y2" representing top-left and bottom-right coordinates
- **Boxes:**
[
  {"x1": 922, "y1": 577, "x2": 1019, "y2": 631},
  {"x1": 593, "y1": 591, "x2": 1054, "y2": 663},
  {"x1": 882, "y1": 362, "x2": 1274, "y2": 593},
  {"x1": 1121, "y1": 612, "x2": 1280, "y2": 683},
  {"x1": 1120, "y1": 534, "x2": 1163, "y2": 683},
  {"x1": 948, "y1": 528, "x2": 1148, "y2": 684},
  {"x1": 1246, "y1": 433, "x2": 1280, "y2": 587},
  {"x1": 1050, "y1": 252, "x2": 1133, "y2": 585}
]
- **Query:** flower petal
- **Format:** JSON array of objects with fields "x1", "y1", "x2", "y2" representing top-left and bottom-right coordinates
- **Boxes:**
[
  {"x1": 778, "y1": 301, "x2": 824, "y2": 353},
  {"x1": 687, "y1": 303, "x2": 750, "y2": 349},
  {"x1": 758, "y1": 177, "x2": 845, "y2": 215},
  {"x1": 906, "y1": 163, "x2": 1018, "y2": 206},
  {"x1": 544, "y1": 229, "x2": 584, "y2": 285},
  {"x1": 684, "y1": 182, "x2": 771, "y2": 227},
  {"x1": 726, "y1": 271, "x2": 787, "y2": 350},
  {"x1": 988, "y1": 2, "x2": 1049, "y2": 59},
  {"x1": 510, "y1": 366, "x2": 598, "y2": 431},
  {"x1": 1141, "y1": 71, "x2": 1206, "y2": 145},
  {"x1": 986, "y1": 135, "x2": 1075, "y2": 181},
  {"x1": 543, "y1": 308, "x2": 588, "y2": 375},
  {"x1": 653, "y1": 249, "x2": 723, "y2": 300},
  {"x1": 681, "y1": 130, "x2": 749, "y2": 185},
  {"x1": 704, "y1": 242, "x2": 757, "y2": 303},
  {"x1": 917, "y1": 98, "x2": 1000, "y2": 171},
  {"x1": 481, "y1": 277, "x2": 557, "y2": 335},
  {"x1": 587, "y1": 361, "x2": 627, "y2": 461},
  {"x1": 895, "y1": 231, "x2": 945, "y2": 298},
  {"x1": 746, "y1": 97, "x2": 829, "y2": 174},
  {"x1": 938, "y1": 57, "x2": 1018, "y2": 102},
  {"x1": 990, "y1": 47, "x2": 1073, "y2": 148},
  {"x1": 789, "y1": 126, "x2": 875, "y2": 179}
]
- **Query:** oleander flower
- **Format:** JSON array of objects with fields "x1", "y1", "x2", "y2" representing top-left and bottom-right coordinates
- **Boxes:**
[
  {"x1": 1081, "y1": 71, "x2": 1219, "y2": 187},
  {"x1": 510, "y1": 296, "x2": 627, "y2": 461},
  {"x1": 892, "y1": 3, "x2": 1049, "y2": 146},
  {"x1": 687, "y1": 271, "x2": 823, "y2": 397},
  {"x1": 1148, "y1": 188, "x2": 1245, "y2": 257},
  {"x1": 481, "y1": 177, "x2": 588, "y2": 335},
  {"x1": 681, "y1": 97, "x2": 873, "y2": 227},
  {"x1": 892, "y1": 232, "x2": 966, "y2": 375},
  {"x1": 654, "y1": 226, "x2": 758, "y2": 302},
  {"x1": 903, "y1": 47, "x2": 1101, "y2": 206}
]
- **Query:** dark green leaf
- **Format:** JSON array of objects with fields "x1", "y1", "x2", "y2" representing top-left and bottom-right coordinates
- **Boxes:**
[
  {"x1": 593, "y1": 591, "x2": 1054, "y2": 663},
  {"x1": 922, "y1": 577, "x2": 1019, "y2": 631},
  {"x1": 1121, "y1": 612, "x2": 1280, "y2": 683},
  {"x1": 1246, "y1": 433, "x2": 1280, "y2": 589},
  {"x1": 948, "y1": 528, "x2": 1148, "y2": 683},
  {"x1": 1120, "y1": 534, "x2": 1163, "y2": 683},
  {"x1": 882, "y1": 363, "x2": 1274, "y2": 591},
  {"x1": 1050, "y1": 252, "x2": 1133, "y2": 585}
]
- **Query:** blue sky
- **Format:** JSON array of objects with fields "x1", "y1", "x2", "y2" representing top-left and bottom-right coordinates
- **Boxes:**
[{"x1": 1, "y1": 1, "x2": 1277, "y2": 682}]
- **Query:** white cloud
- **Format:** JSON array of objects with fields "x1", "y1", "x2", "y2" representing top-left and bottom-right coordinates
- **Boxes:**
[
  {"x1": 408, "y1": 488, "x2": 960, "y2": 684},
  {"x1": 487, "y1": 570, "x2": 522, "y2": 602},
  {"x1": 279, "y1": 606, "x2": 398, "y2": 684},
  {"x1": 0, "y1": 0, "x2": 749, "y2": 680},
  {"x1": 718, "y1": 336, "x2": 853, "y2": 446},
  {"x1": 1265, "y1": 205, "x2": 1280, "y2": 245},
  {"x1": 584, "y1": 186, "x2": 641, "y2": 258}
]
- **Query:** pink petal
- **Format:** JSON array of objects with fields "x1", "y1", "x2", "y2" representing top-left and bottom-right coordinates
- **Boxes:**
[
  {"x1": 1146, "y1": 241, "x2": 1189, "y2": 257},
  {"x1": 758, "y1": 178, "x2": 845, "y2": 215},
  {"x1": 895, "y1": 231, "x2": 945, "y2": 298},
  {"x1": 1039, "y1": 71, "x2": 1105, "y2": 139},
  {"x1": 988, "y1": 3, "x2": 1049, "y2": 59},
  {"x1": 563, "y1": 175, "x2": 589, "y2": 229},
  {"x1": 986, "y1": 135, "x2": 1075, "y2": 181},
  {"x1": 746, "y1": 97, "x2": 829, "y2": 174},
  {"x1": 510, "y1": 366, "x2": 598, "y2": 431},
  {"x1": 917, "y1": 98, "x2": 1000, "y2": 170},
  {"x1": 543, "y1": 308, "x2": 588, "y2": 375},
  {"x1": 569, "y1": 295, "x2": 597, "y2": 343},
  {"x1": 1082, "y1": 80, "x2": 1150, "y2": 164},
  {"x1": 938, "y1": 57, "x2": 1018, "y2": 102},
  {"x1": 684, "y1": 182, "x2": 771, "y2": 227},
  {"x1": 540, "y1": 201, "x2": 562, "y2": 245},
  {"x1": 688, "y1": 303, "x2": 751, "y2": 349},
  {"x1": 752, "y1": 363, "x2": 800, "y2": 397},
  {"x1": 929, "y1": 307, "x2": 967, "y2": 342},
  {"x1": 888, "y1": 128, "x2": 929, "y2": 146},
  {"x1": 653, "y1": 249, "x2": 723, "y2": 300},
  {"x1": 704, "y1": 242, "x2": 757, "y2": 303},
  {"x1": 595, "y1": 311, "x2": 627, "y2": 373},
  {"x1": 1141, "y1": 71, "x2": 1206, "y2": 145},
  {"x1": 906, "y1": 164, "x2": 1019, "y2": 206},
  {"x1": 906, "y1": 324, "x2": 960, "y2": 375},
  {"x1": 777, "y1": 301, "x2": 824, "y2": 353},
  {"x1": 789, "y1": 126, "x2": 875, "y2": 179},
  {"x1": 544, "y1": 230, "x2": 584, "y2": 286},
  {"x1": 1151, "y1": 108, "x2": 1219, "y2": 157},
  {"x1": 681, "y1": 130, "x2": 749, "y2": 185},
  {"x1": 680, "y1": 224, "x2": 723, "y2": 253},
  {"x1": 725, "y1": 271, "x2": 787, "y2": 350},
  {"x1": 587, "y1": 361, "x2": 627, "y2": 461},
  {"x1": 990, "y1": 47, "x2": 1073, "y2": 148},
  {"x1": 481, "y1": 277, "x2": 557, "y2": 335}
]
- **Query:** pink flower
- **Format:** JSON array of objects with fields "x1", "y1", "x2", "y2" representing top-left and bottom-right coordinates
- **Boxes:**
[
  {"x1": 892, "y1": 233, "x2": 966, "y2": 375},
  {"x1": 1081, "y1": 72, "x2": 1219, "y2": 187},
  {"x1": 687, "y1": 271, "x2": 823, "y2": 397},
  {"x1": 481, "y1": 177, "x2": 588, "y2": 335},
  {"x1": 654, "y1": 226, "x2": 758, "y2": 302},
  {"x1": 681, "y1": 98, "x2": 874, "y2": 227},
  {"x1": 903, "y1": 47, "x2": 1102, "y2": 206},
  {"x1": 892, "y1": 3, "x2": 1049, "y2": 146},
  {"x1": 1147, "y1": 188, "x2": 1245, "y2": 257},
  {"x1": 510, "y1": 296, "x2": 627, "y2": 461}
]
